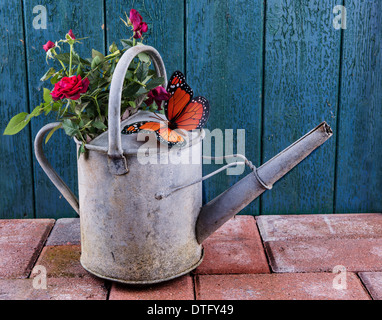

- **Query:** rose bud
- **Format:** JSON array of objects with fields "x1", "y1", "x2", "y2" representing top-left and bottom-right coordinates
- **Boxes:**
[
  {"x1": 67, "y1": 29, "x2": 76, "y2": 40},
  {"x1": 43, "y1": 41, "x2": 55, "y2": 52},
  {"x1": 145, "y1": 86, "x2": 171, "y2": 110},
  {"x1": 129, "y1": 9, "x2": 148, "y2": 39}
]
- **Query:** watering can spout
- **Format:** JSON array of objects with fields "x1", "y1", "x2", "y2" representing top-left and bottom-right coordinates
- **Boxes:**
[{"x1": 195, "y1": 122, "x2": 333, "y2": 244}]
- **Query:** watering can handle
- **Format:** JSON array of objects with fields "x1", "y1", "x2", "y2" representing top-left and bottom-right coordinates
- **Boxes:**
[
  {"x1": 34, "y1": 122, "x2": 80, "y2": 215},
  {"x1": 107, "y1": 45, "x2": 167, "y2": 175}
]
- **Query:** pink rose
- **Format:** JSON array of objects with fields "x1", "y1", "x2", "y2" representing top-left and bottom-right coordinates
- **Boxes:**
[
  {"x1": 43, "y1": 41, "x2": 55, "y2": 52},
  {"x1": 145, "y1": 86, "x2": 170, "y2": 110},
  {"x1": 67, "y1": 29, "x2": 76, "y2": 40},
  {"x1": 51, "y1": 75, "x2": 90, "y2": 101},
  {"x1": 129, "y1": 9, "x2": 148, "y2": 39}
]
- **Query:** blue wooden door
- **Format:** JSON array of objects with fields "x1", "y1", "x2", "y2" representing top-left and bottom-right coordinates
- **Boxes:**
[{"x1": 0, "y1": 0, "x2": 381, "y2": 219}]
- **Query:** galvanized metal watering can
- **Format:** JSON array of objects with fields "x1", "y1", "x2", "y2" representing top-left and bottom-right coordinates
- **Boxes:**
[{"x1": 34, "y1": 45, "x2": 333, "y2": 284}]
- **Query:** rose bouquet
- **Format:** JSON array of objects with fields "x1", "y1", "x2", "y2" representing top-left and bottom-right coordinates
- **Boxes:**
[{"x1": 3, "y1": 9, "x2": 170, "y2": 155}]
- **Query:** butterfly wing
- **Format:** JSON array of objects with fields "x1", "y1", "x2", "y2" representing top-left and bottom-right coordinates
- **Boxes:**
[
  {"x1": 121, "y1": 121, "x2": 161, "y2": 134},
  {"x1": 157, "y1": 127, "x2": 186, "y2": 148},
  {"x1": 121, "y1": 121, "x2": 186, "y2": 148},
  {"x1": 122, "y1": 71, "x2": 208, "y2": 148},
  {"x1": 173, "y1": 96, "x2": 210, "y2": 131},
  {"x1": 165, "y1": 71, "x2": 210, "y2": 131},
  {"x1": 165, "y1": 71, "x2": 193, "y2": 121}
]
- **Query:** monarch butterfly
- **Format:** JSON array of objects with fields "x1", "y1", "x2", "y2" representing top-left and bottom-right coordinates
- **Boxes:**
[{"x1": 121, "y1": 71, "x2": 210, "y2": 147}]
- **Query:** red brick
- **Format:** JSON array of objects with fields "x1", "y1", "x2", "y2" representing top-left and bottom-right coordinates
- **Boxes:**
[
  {"x1": 0, "y1": 277, "x2": 108, "y2": 300},
  {"x1": 359, "y1": 272, "x2": 382, "y2": 300},
  {"x1": 46, "y1": 218, "x2": 80, "y2": 246},
  {"x1": 265, "y1": 239, "x2": 382, "y2": 273},
  {"x1": 206, "y1": 215, "x2": 259, "y2": 240},
  {"x1": 0, "y1": 219, "x2": 55, "y2": 278},
  {"x1": 195, "y1": 216, "x2": 269, "y2": 274},
  {"x1": 256, "y1": 213, "x2": 382, "y2": 241},
  {"x1": 196, "y1": 273, "x2": 371, "y2": 300},
  {"x1": 34, "y1": 245, "x2": 89, "y2": 278},
  {"x1": 109, "y1": 274, "x2": 194, "y2": 300}
]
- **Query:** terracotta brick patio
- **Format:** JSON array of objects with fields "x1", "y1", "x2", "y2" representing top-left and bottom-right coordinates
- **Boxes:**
[{"x1": 0, "y1": 214, "x2": 381, "y2": 300}]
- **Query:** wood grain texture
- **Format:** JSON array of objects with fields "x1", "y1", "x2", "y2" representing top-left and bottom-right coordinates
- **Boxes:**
[
  {"x1": 0, "y1": 0, "x2": 34, "y2": 219},
  {"x1": 0, "y1": 1, "x2": 381, "y2": 219},
  {"x1": 186, "y1": 0, "x2": 264, "y2": 215},
  {"x1": 105, "y1": 0, "x2": 185, "y2": 77},
  {"x1": 22, "y1": 0, "x2": 105, "y2": 218},
  {"x1": 335, "y1": 0, "x2": 382, "y2": 213},
  {"x1": 261, "y1": 0, "x2": 341, "y2": 214}
]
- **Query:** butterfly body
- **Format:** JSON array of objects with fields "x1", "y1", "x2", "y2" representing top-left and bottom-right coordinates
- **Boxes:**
[{"x1": 122, "y1": 71, "x2": 210, "y2": 148}]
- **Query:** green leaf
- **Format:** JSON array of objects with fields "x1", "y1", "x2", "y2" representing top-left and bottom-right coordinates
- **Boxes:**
[
  {"x1": 31, "y1": 104, "x2": 43, "y2": 116},
  {"x1": 137, "y1": 52, "x2": 151, "y2": 63},
  {"x1": 77, "y1": 142, "x2": 86, "y2": 159},
  {"x1": 62, "y1": 119, "x2": 80, "y2": 137},
  {"x1": 136, "y1": 87, "x2": 149, "y2": 95},
  {"x1": 109, "y1": 42, "x2": 118, "y2": 53},
  {"x1": 45, "y1": 123, "x2": 62, "y2": 144},
  {"x1": 76, "y1": 64, "x2": 84, "y2": 77},
  {"x1": 92, "y1": 49, "x2": 105, "y2": 61},
  {"x1": 40, "y1": 67, "x2": 56, "y2": 82},
  {"x1": 75, "y1": 102, "x2": 89, "y2": 115},
  {"x1": 54, "y1": 53, "x2": 71, "y2": 64},
  {"x1": 91, "y1": 56, "x2": 102, "y2": 69},
  {"x1": 55, "y1": 53, "x2": 90, "y2": 66},
  {"x1": 136, "y1": 62, "x2": 149, "y2": 82},
  {"x1": 50, "y1": 73, "x2": 61, "y2": 85},
  {"x1": 121, "y1": 39, "x2": 133, "y2": 49},
  {"x1": 51, "y1": 101, "x2": 62, "y2": 112},
  {"x1": 3, "y1": 112, "x2": 30, "y2": 135},
  {"x1": 123, "y1": 83, "x2": 141, "y2": 97},
  {"x1": 145, "y1": 77, "x2": 165, "y2": 90},
  {"x1": 43, "y1": 102, "x2": 53, "y2": 115},
  {"x1": 93, "y1": 120, "x2": 107, "y2": 130},
  {"x1": 127, "y1": 101, "x2": 136, "y2": 108},
  {"x1": 125, "y1": 70, "x2": 134, "y2": 80},
  {"x1": 43, "y1": 88, "x2": 52, "y2": 103}
]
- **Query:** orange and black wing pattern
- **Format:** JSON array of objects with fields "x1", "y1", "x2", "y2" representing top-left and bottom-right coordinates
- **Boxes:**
[
  {"x1": 121, "y1": 121, "x2": 154, "y2": 134},
  {"x1": 165, "y1": 71, "x2": 194, "y2": 122},
  {"x1": 122, "y1": 71, "x2": 209, "y2": 148},
  {"x1": 121, "y1": 121, "x2": 186, "y2": 148},
  {"x1": 165, "y1": 71, "x2": 209, "y2": 131},
  {"x1": 173, "y1": 96, "x2": 209, "y2": 130}
]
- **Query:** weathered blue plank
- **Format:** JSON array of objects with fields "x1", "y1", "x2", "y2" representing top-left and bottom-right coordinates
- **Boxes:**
[
  {"x1": 186, "y1": 0, "x2": 264, "y2": 215},
  {"x1": 0, "y1": 0, "x2": 35, "y2": 219},
  {"x1": 105, "y1": 0, "x2": 185, "y2": 79},
  {"x1": 335, "y1": 0, "x2": 382, "y2": 213},
  {"x1": 1, "y1": 0, "x2": 380, "y2": 219},
  {"x1": 261, "y1": 0, "x2": 341, "y2": 214},
  {"x1": 22, "y1": 0, "x2": 105, "y2": 218}
]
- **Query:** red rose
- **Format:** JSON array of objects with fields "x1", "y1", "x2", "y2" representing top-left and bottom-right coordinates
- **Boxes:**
[
  {"x1": 67, "y1": 29, "x2": 76, "y2": 40},
  {"x1": 145, "y1": 86, "x2": 170, "y2": 110},
  {"x1": 43, "y1": 41, "x2": 55, "y2": 52},
  {"x1": 51, "y1": 75, "x2": 90, "y2": 101},
  {"x1": 129, "y1": 9, "x2": 148, "y2": 39}
]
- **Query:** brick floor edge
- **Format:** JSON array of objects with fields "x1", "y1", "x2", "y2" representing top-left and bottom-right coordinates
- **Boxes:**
[{"x1": 1, "y1": 215, "x2": 382, "y2": 300}]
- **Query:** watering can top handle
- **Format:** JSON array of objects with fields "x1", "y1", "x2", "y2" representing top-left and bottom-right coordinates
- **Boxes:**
[{"x1": 107, "y1": 45, "x2": 167, "y2": 175}]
